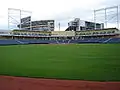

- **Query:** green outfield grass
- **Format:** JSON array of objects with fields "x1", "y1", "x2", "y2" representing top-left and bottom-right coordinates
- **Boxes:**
[{"x1": 0, "y1": 44, "x2": 120, "y2": 81}]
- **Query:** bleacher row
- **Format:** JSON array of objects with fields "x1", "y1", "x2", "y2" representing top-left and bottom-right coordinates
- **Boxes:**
[{"x1": 0, "y1": 38, "x2": 120, "y2": 45}]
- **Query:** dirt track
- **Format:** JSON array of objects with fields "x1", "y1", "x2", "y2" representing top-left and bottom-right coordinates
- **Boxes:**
[{"x1": 0, "y1": 76, "x2": 120, "y2": 90}]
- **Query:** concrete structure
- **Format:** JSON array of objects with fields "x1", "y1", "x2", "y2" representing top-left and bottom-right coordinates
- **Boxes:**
[
  {"x1": 17, "y1": 19, "x2": 54, "y2": 31},
  {"x1": 66, "y1": 18, "x2": 104, "y2": 31}
]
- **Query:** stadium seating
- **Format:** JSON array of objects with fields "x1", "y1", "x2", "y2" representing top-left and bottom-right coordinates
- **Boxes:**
[
  {"x1": 105, "y1": 38, "x2": 120, "y2": 43},
  {"x1": 56, "y1": 40, "x2": 69, "y2": 44},
  {"x1": 69, "y1": 38, "x2": 120, "y2": 43},
  {"x1": 0, "y1": 38, "x2": 120, "y2": 45},
  {"x1": 0, "y1": 40, "x2": 20, "y2": 45},
  {"x1": 16, "y1": 40, "x2": 57, "y2": 44}
]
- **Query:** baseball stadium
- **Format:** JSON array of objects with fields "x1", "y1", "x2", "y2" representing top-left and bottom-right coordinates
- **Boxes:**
[{"x1": 0, "y1": 6, "x2": 120, "y2": 90}]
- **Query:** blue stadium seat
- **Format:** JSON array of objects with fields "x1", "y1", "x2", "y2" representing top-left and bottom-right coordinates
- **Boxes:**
[{"x1": 0, "y1": 38, "x2": 120, "y2": 45}]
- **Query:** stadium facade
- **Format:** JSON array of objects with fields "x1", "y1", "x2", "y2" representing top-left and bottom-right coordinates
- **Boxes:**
[
  {"x1": 66, "y1": 18, "x2": 104, "y2": 31},
  {"x1": 17, "y1": 16, "x2": 54, "y2": 31},
  {"x1": 17, "y1": 17, "x2": 103, "y2": 32}
]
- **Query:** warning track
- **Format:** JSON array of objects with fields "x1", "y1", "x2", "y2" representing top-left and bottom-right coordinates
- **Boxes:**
[{"x1": 0, "y1": 75, "x2": 120, "y2": 90}]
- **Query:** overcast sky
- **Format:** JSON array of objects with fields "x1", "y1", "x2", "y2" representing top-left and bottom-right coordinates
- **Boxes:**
[{"x1": 0, "y1": 0, "x2": 119, "y2": 30}]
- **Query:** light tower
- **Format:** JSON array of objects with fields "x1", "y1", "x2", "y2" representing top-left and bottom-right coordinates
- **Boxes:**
[
  {"x1": 94, "y1": 5, "x2": 119, "y2": 30},
  {"x1": 8, "y1": 8, "x2": 32, "y2": 30}
]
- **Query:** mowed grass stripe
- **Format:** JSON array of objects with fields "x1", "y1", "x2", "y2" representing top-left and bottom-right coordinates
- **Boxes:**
[{"x1": 0, "y1": 44, "x2": 120, "y2": 81}]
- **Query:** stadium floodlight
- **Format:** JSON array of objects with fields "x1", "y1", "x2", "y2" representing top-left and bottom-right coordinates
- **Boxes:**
[
  {"x1": 58, "y1": 22, "x2": 60, "y2": 31},
  {"x1": 94, "y1": 5, "x2": 119, "y2": 30},
  {"x1": 8, "y1": 8, "x2": 32, "y2": 30}
]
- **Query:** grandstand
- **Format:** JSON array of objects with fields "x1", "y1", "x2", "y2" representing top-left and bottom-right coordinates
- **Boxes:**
[{"x1": 0, "y1": 27, "x2": 120, "y2": 45}]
